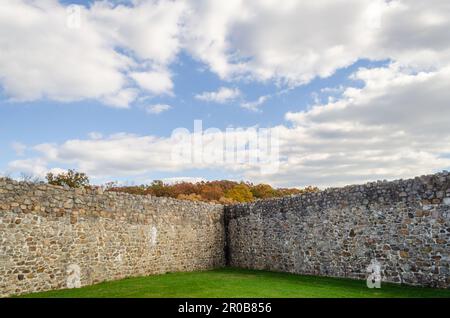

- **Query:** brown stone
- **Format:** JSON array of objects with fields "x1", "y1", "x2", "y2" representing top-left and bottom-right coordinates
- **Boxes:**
[{"x1": 70, "y1": 216, "x2": 77, "y2": 224}]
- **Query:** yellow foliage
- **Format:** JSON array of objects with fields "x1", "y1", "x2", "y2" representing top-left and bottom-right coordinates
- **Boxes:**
[{"x1": 225, "y1": 184, "x2": 254, "y2": 203}]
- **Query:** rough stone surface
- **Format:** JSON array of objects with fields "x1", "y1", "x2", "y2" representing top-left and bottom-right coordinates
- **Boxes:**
[
  {"x1": 225, "y1": 172, "x2": 450, "y2": 288},
  {"x1": 0, "y1": 179, "x2": 224, "y2": 297}
]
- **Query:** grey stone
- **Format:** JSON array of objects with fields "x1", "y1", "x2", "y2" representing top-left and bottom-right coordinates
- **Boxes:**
[{"x1": 226, "y1": 171, "x2": 449, "y2": 289}]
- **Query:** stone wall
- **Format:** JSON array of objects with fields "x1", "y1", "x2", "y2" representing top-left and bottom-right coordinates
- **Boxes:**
[
  {"x1": 0, "y1": 179, "x2": 225, "y2": 297},
  {"x1": 225, "y1": 172, "x2": 450, "y2": 288},
  {"x1": 2, "y1": 172, "x2": 449, "y2": 297}
]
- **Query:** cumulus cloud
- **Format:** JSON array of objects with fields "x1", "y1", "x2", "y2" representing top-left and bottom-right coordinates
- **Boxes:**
[
  {"x1": 145, "y1": 104, "x2": 172, "y2": 114},
  {"x1": 1, "y1": 0, "x2": 450, "y2": 105},
  {"x1": 268, "y1": 64, "x2": 450, "y2": 187},
  {"x1": 19, "y1": 134, "x2": 179, "y2": 178},
  {"x1": 0, "y1": 0, "x2": 184, "y2": 107},
  {"x1": 184, "y1": 0, "x2": 450, "y2": 84},
  {"x1": 4, "y1": 0, "x2": 450, "y2": 187},
  {"x1": 183, "y1": 0, "x2": 376, "y2": 83},
  {"x1": 0, "y1": 0, "x2": 128, "y2": 104},
  {"x1": 6, "y1": 126, "x2": 274, "y2": 181},
  {"x1": 89, "y1": 0, "x2": 185, "y2": 65},
  {"x1": 88, "y1": 132, "x2": 103, "y2": 140},
  {"x1": 241, "y1": 95, "x2": 270, "y2": 112},
  {"x1": 130, "y1": 70, "x2": 173, "y2": 95},
  {"x1": 8, "y1": 158, "x2": 53, "y2": 178},
  {"x1": 10, "y1": 63, "x2": 450, "y2": 187},
  {"x1": 101, "y1": 88, "x2": 139, "y2": 108},
  {"x1": 195, "y1": 87, "x2": 241, "y2": 104}
]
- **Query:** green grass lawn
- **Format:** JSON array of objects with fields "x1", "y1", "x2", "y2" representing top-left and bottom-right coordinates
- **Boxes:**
[{"x1": 18, "y1": 268, "x2": 450, "y2": 298}]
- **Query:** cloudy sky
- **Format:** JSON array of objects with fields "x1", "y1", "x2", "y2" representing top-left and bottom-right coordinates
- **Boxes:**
[{"x1": 1, "y1": 0, "x2": 450, "y2": 188}]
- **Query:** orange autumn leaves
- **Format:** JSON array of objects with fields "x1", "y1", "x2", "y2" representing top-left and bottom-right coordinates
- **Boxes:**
[
  {"x1": 107, "y1": 180, "x2": 319, "y2": 204},
  {"x1": 45, "y1": 170, "x2": 319, "y2": 204}
]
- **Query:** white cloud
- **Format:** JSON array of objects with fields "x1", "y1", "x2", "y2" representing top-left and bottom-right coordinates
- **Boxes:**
[
  {"x1": 270, "y1": 64, "x2": 450, "y2": 187},
  {"x1": 195, "y1": 87, "x2": 241, "y2": 104},
  {"x1": 90, "y1": 0, "x2": 186, "y2": 65},
  {"x1": 6, "y1": 127, "x2": 266, "y2": 181},
  {"x1": 184, "y1": 0, "x2": 450, "y2": 85},
  {"x1": 101, "y1": 88, "x2": 139, "y2": 108},
  {"x1": 183, "y1": 0, "x2": 377, "y2": 83},
  {"x1": 88, "y1": 132, "x2": 103, "y2": 140},
  {"x1": 240, "y1": 95, "x2": 270, "y2": 112},
  {"x1": 320, "y1": 85, "x2": 345, "y2": 94},
  {"x1": 0, "y1": 0, "x2": 184, "y2": 107},
  {"x1": 8, "y1": 158, "x2": 51, "y2": 178},
  {"x1": 4, "y1": 0, "x2": 450, "y2": 187},
  {"x1": 10, "y1": 64, "x2": 450, "y2": 187},
  {"x1": 0, "y1": 0, "x2": 129, "y2": 104},
  {"x1": 1, "y1": 0, "x2": 450, "y2": 106},
  {"x1": 130, "y1": 70, "x2": 174, "y2": 95},
  {"x1": 145, "y1": 104, "x2": 172, "y2": 114}
]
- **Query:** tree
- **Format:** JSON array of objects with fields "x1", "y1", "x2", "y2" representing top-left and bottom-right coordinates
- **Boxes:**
[
  {"x1": 225, "y1": 183, "x2": 254, "y2": 203},
  {"x1": 170, "y1": 182, "x2": 199, "y2": 198},
  {"x1": 199, "y1": 184, "x2": 223, "y2": 201},
  {"x1": 104, "y1": 178, "x2": 319, "y2": 203},
  {"x1": 251, "y1": 183, "x2": 276, "y2": 199},
  {"x1": 147, "y1": 180, "x2": 171, "y2": 197},
  {"x1": 46, "y1": 169, "x2": 89, "y2": 188}
]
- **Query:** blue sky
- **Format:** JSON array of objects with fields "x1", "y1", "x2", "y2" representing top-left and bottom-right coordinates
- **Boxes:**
[
  {"x1": 0, "y1": 53, "x2": 385, "y2": 183},
  {"x1": 1, "y1": 0, "x2": 449, "y2": 187}
]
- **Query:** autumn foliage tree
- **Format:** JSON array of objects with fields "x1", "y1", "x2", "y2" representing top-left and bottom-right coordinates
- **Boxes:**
[
  {"x1": 251, "y1": 184, "x2": 276, "y2": 199},
  {"x1": 224, "y1": 183, "x2": 254, "y2": 203},
  {"x1": 105, "y1": 177, "x2": 319, "y2": 204},
  {"x1": 42, "y1": 170, "x2": 320, "y2": 203}
]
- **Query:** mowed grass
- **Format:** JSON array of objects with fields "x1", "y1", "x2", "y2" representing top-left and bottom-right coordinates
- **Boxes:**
[{"x1": 18, "y1": 268, "x2": 450, "y2": 298}]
